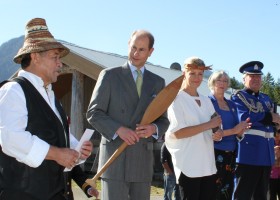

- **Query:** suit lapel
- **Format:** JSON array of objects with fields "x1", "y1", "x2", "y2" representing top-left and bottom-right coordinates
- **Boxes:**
[
  {"x1": 120, "y1": 63, "x2": 157, "y2": 124},
  {"x1": 140, "y1": 70, "x2": 154, "y2": 100},
  {"x1": 121, "y1": 63, "x2": 139, "y2": 100}
]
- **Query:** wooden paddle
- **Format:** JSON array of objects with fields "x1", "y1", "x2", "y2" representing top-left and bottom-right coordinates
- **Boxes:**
[{"x1": 86, "y1": 75, "x2": 184, "y2": 189}]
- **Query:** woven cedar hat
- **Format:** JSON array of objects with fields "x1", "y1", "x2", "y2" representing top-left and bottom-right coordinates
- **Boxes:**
[
  {"x1": 184, "y1": 56, "x2": 212, "y2": 71},
  {"x1": 14, "y1": 18, "x2": 69, "y2": 64}
]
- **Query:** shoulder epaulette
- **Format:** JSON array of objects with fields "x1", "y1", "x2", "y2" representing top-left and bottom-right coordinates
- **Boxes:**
[
  {"x1": 235, "y1": 90, "x2": 264, "y2": 113},
  {"x1": 230, "y1": 89, "x2": 241, "y2": 100}
]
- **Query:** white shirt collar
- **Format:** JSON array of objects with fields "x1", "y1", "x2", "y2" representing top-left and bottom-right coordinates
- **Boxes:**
[
  {"x1": 18, "y1": 70, "x2": 52, "y2": 90},
  {"x1": 128, "y1": 61, "x2": 145, "y2": 74}
]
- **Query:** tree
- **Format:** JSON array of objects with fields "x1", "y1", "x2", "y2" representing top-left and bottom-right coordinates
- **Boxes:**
[
  {"x1": 230, "y1": 76, "x2": 243, "y2": 93},
  {"x1": 261, "y1": 72, "x2": 275, "y2": 101},
  {"x1": 273, "y1": 78, "x2": 280, "y2": 105}
]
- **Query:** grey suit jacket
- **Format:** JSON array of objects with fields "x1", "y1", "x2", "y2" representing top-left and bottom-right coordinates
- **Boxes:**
[{"x1": 87, "y1": 62, "x2": 169, "y2": 182}]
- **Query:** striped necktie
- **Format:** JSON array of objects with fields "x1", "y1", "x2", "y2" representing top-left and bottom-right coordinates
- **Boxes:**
[{"x1": 136, "y1": 69, "x2": 143, "y2": 96}]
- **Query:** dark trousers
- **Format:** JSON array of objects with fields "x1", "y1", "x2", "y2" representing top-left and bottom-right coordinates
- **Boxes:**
[
  {"x1": 0, "y1": 189, "x2": 66, "y2": 200},
  {"x1": 178, "y1": 172, "x2": 216, "y2": 200},
  {"x1": 215, "y1": 149, "x2": 236, "y2": 200},
  {"x1": 269, "y1": 178, "x2": 280, "y2": 200},
  {"x1": 233, "y1": 164, "x2": 271, "y2": 200}
]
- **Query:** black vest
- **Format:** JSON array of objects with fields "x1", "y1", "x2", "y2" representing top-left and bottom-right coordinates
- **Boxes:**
[{"x1": 0, "y1": 77, "x2": 70, "y2": 200}]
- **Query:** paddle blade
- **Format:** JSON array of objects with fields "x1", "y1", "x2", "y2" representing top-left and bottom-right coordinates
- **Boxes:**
[
  {"x1": 86, "y1": 75, "x2": 184, "y2": 186},
  {"x1": 140, "y1": 75, "x2": 184, "y2": 125}
]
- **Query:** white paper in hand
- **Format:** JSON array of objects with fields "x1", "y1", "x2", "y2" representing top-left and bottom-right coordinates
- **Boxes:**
[
  {"x1": 64, "y1": 129, "x2": 94, "y2": 171},
  {"x1": 75, "y1": 129, "x2": 94, "y2": 152}
]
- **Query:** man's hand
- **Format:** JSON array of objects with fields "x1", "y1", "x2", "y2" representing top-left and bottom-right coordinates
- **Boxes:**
[
  {"x1": 87, "y1": 187, "x2": 99, "y2": 198},
  {"x1": 46, "y1": 146, "x2": 79, "y2": 169},
  {"x1": 136, "y1": 124, "x2": 156, "y2": 138},
  {"x1": 116, "y1": 126, "x2": 139, "y2": 145},
  {"x1": 79, "y1": 141, "x2": 93, "y2": 160},
  {"x1": 275, "y1": 146, "x2": 280, "y2": 159},
  {"x1": 272, "y1": 113, "x2": 280, "y2": 124}
]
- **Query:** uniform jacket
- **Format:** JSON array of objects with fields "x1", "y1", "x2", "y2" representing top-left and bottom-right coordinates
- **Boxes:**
[
  {"x1": 231, "y1": 89, "x2": 275, "y2": 166},
  {"x1": 87, "y1": 63, "x2": 170, "y2": 182}
]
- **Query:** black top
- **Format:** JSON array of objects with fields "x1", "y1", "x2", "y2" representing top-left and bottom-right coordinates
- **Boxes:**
[{"x1": 160, "y1": 142, "x2": 174, "y2": 173}]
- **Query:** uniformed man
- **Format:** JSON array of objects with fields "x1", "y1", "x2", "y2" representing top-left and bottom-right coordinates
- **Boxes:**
[{"x1": 231, "y1": 61, "x2": 280, "y2": 200}]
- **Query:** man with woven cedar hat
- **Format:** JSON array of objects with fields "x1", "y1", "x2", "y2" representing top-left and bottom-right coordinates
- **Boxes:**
[
  {"x1": 0, "y1": 18, "x2": 97, "y2": 199},
  {"x1": 231, "y1": 61, "x2": 280, "y2": 199}
]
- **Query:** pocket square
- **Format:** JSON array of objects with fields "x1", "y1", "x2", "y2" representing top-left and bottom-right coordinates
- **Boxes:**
[{"x1": 152, "y1": 94, "x2": 157, "y2": 98}]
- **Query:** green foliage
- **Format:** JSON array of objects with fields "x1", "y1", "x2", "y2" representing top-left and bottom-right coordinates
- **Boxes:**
[
  {"x1": 274, "y1": 79, "x2": 280, "y2": 105},
  {"x1": 230, "y1": 76, "x2": 243, "y2": 89},
  {"x1": 260, "y1": 72, "x2": 280, "y2": 105},
  {"x1": 229, "y1": 76, "x2": 243, "y2": 94}
]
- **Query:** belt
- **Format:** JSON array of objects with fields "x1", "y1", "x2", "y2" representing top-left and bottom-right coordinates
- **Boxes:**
[{"x1": 245, "y1": 129, "x2": 274, "y2": 138}]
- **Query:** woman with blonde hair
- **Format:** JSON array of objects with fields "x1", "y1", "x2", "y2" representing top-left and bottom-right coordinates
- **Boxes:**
[
  {"x1": 208, "y1": 70, "x2": 251, "y2": 200},
  {"x1": 165, "y1": 56, "x2": 223, "y2": 200}
]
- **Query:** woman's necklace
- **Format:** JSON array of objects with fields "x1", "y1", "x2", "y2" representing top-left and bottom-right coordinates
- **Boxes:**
[{"x1": 217, "y1": 100, "x2": 229, "y2": 111}]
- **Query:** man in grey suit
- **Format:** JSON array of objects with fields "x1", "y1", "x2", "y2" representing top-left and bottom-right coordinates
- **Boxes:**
[{"x1": 87, "y1": 30, "x2": 169, "y2": 200}]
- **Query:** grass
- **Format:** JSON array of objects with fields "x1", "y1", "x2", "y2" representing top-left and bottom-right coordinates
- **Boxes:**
[
  {"x1": 151, "y1": 180, "x2": 164, "y2": 196},
  {"x1": 72, "y1": 179, "x2": 164, "y2": 196}
]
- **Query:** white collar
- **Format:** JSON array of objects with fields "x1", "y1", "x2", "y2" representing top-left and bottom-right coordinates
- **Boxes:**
[
  {"x1": 128, "y1": 61, "x2": 145, "y2": 74},
  {"x1": 18, "y1": 70, "x2": 52, "y2": 90}
]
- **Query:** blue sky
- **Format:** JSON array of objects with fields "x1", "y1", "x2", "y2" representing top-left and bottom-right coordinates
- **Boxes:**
[{"x1": 1, "y1": 0, "x2": 279, "y2": 82}]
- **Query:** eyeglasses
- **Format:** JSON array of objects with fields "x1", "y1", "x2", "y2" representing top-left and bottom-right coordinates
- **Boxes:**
[{"x1": 216, "y1": 79, "x2": 228, "y2": 84}]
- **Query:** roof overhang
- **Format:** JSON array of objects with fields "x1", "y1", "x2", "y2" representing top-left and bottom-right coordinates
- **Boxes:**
[{"x1": 61, "y1": 49, "x2": 103, "y2": 80}]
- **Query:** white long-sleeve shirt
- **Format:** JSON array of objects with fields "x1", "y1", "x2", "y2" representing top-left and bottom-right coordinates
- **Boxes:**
[
  {"x1": 165, "y1": 91, "x2": 217, "y2": 180},
  {"x1": 0, "y1": 70, "x2": 78, "y2": 168}
]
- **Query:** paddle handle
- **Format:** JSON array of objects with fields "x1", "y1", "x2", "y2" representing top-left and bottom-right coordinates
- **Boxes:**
[
  {"x1": 85, "y1": 75, "x2": 184, "y2": 188},
  {"x1": 86, "y1": 142, "x2": 128, "y2": 187},
  {"x1": 85, "y1": 110, "x2": 158, "y2": 187},
  {"x1": 85, "y1": 115, "x2": 152, "y2": 187}
]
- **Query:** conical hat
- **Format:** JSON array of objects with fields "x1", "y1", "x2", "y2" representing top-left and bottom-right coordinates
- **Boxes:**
[{"x1": 14, "y1": 18, "x2": 69, "y2": 64}]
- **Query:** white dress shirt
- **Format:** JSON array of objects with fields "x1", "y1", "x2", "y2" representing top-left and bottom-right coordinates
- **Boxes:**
[
  {"x1": 0, "y1": 70, "x2": 78, "y2": 168},
  {"x1": 129, "y1": 63, "x2": 144, "y2": 81}
]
